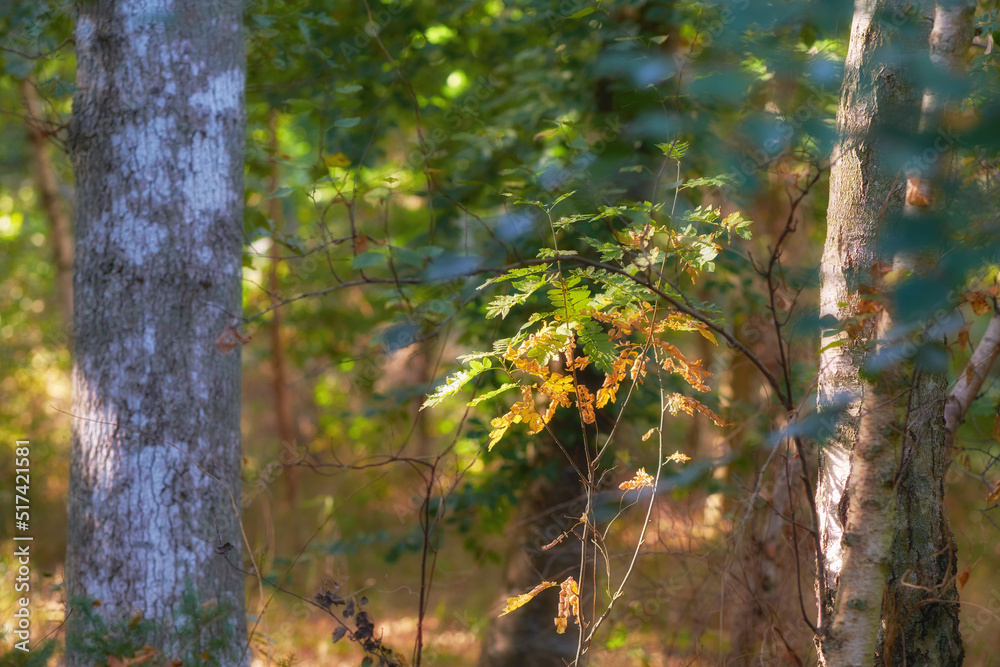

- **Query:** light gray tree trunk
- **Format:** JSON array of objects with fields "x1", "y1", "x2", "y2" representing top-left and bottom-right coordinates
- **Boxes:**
[
  {"x1": 66, "y1": 0, "x2": 247, "y2": 664},
  {"x1": 817, "y1": 2, "x2": 978, "y2": 665},
  {"x1": 815, "y1": 1, "x2": 927, "y2": 663},
  {"x1": 816, "y1": 0, "x2": 923, "y2": 624}
]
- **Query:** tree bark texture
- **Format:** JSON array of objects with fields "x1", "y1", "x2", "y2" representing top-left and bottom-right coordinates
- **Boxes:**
[
  {"x1": 66, "y1": 0, "x2": 247, "y2": 663},
  {"x1": 816, "y1": 0, "x2": 929, "y2": 663},
  {"x1": 477, "y1": 433, "x2": 590, "y2": 666},
  {"x1": 876, "y1": 3, "x2": 973, "y2": 664},
  {"x1": 816, "y1": 0, "x2": 923, "y2": 626},
  {"x1": 824, "y1": 303, "x2": 902, "y2": 665}
]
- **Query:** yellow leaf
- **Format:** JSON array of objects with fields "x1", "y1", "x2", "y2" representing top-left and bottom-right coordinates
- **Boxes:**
[
  {"x1": 666, "y1": 450, "x2": 691, "y2": 464},
  {"x1": 696, "y1": 326, "x2": 718, "y2": 345},
  {"x1": 641, "y1": 428, "x2": 658, "y2": 441},
  {"x1": 498, "y1": 581, "x2": 558, "y2": 616},
  {"x1": 488, "y1": 425, "x2": 509, "y2": 451},
  {"x1": 619, "y1": 467, "x2": 655, "y2": 490},
  {"x1": 323, "y1": 152, "x2": 351, "y2": 168},
  {"x1": 554, "y1": 617, "x2": 568, "y2": 634}
]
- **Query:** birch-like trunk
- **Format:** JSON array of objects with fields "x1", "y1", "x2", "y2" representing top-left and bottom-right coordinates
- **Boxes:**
[
  {"x1": 815, "y1": 0, "x2": 924, "y2": 662},
  {"x1": 66, "y1": 0, "x2": 247, "y2": 663},
  {"x1": 816, "y1": 0, "x2": 922, "y2": 624}
]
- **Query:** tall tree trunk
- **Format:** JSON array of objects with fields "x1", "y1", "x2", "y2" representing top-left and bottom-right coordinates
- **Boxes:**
[
  {"x1": 815, "y1": 0, "x2": 924, "y2": 662},
  {"x1": 876, "y1": 3, "x2": 974, "y2": 664},
  {"x1": 21, "y1": 77, "x2": 74, "y2": 333},
  {"x1": 66, "y1": 1, "x2": 248, "y2": 664},
  {"x1": 478, "y1": 430, "x2": 590, "y2": 666},
  {"x1": 266, "y1": 110, "x2": 301, "y2": 535}
]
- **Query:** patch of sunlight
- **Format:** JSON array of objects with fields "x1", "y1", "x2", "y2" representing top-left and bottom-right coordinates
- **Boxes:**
[
  {"x1": 445, "y1": 70, "x2": 469, "y2": 98},
  {"x1": 425, "y1": 24, "x2": 455, "y2": 44},
  {"x1": 0, "y1": 212, "x2": 23, "y2": 239}
]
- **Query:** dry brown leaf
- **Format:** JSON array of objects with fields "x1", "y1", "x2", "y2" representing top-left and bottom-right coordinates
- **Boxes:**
[
  {"x1": 214, "y1": 325, "x2": 251, "y2": 354},
  {"x1": 957, "y1": 320, "x2": 972, "y2": 351},
  {"x1": 968, "y1": 291, "x2": 992, "y2": 315},
  {"x1": 498, "y1": 581, "x2": 558, "y2": 617},
  {"x1": 987, "y1": 482, "x2": 1000, "y2": 506},
  {"x1": 619, "y1": 468, "x2": 655, "y2": 491}
]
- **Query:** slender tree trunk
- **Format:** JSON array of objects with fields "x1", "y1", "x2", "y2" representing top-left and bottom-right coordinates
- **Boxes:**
[
  {"x1": 21, "y1": 77, "x2": 74, "y2": 333},
  {"x1": 815, "y1": 0, "x2": 924, "y2": 662},
  {"x1": 266, "y1": 110, "x2": 301, "y2": 531},
  {"x1": 824, "y1": 299, "x2": 903, "y2": 665},
  {"x1": 876, "y1": 4, "x2": 974, "y2": 664},
  {"x1": 66, "y1": 1, "x2": 247, "y2": 664}
]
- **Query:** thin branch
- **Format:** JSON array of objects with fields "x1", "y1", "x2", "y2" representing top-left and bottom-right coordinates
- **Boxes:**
[
  {"x1": 0, "y1": 37, "x2": 73, "y2": 60},
  {"x1": 944, "y1": 310, "x2": 1000, "y2": 456}
]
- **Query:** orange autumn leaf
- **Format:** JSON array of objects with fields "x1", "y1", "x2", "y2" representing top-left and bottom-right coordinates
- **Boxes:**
[
  {"x1": 665, "y1": 393, "x2": 725, "y2": 426},
  {"x1": 555, "y1": 576, "x2": 581, "y2": 634},
  {"x1": 619, "y1": 467, "x2": 655, "y2": 490},
  {"x1": 576, "y1": 384, "x2": 596, "y2": 424}
]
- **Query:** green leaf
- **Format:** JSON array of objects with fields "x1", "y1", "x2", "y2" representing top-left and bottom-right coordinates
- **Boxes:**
[
  {"x1": 335, "y1": 117, "x2": 361, "y2": 128},
  {"x1": 267, "y1": 187, "x2": 295, "y2": 199},
  {"x1": 487, "y1": 283, "x2": 543, "y2": 319},
  {"x1": 547, "y1": 280, "x2": 591, "y2": 318},
  {"x1": 480, "y1": 265, "x2": 548, "y2": 288},
  {"x1": 549, "y1": 190, "x2": 577, "y2": 210},
  {"x1": 417, "y1": 245, "x2": 445, "y2": 260},
  {"x1": 468, "y1": 383, "x2": 518, "y2": 406},
  {"x1": 352, "y1": 252, "x2": 385, "y2": 270},
  {"x1": 392, "y1": 247, "x2": 425, "y2": 268},
  {"x1": 579, "y1": 320, "x2": 617, "y2": 373},
  {"x1": 681, "y1": 174, "x2": 734, "y2": 190},
  {"x1": 336, "y1": 84, "x2": 363, "y2": 94},
  {"x1": 422, "y1": 365, "x2": 489, "y2": 409},
  {"x1": 656, "y1": 141, "x2": 689, "y2": 160},
  {"x1": 569, "y1": 7, "x2": 596, "y2": 19}
]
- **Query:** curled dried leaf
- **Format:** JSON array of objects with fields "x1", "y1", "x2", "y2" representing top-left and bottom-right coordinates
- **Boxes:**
[
  {"x1": 498, "y1": 581, "x2": 558, "y2": 617},
  {"x1": 555, "y1": 576, "x2": 581, "y2": 634},
  {"x1": 666, "y1": 451, "x2": 691, "y2": 464},
  {"x1": 987, "y1": 482, "x2": 1000, "y2": 506},
  {"x1": 619, "y1": 468, "x2": 655, "y2": 491},
  {"x1": 214, "y1": 325, "x2": 251, "y2": 354}
]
